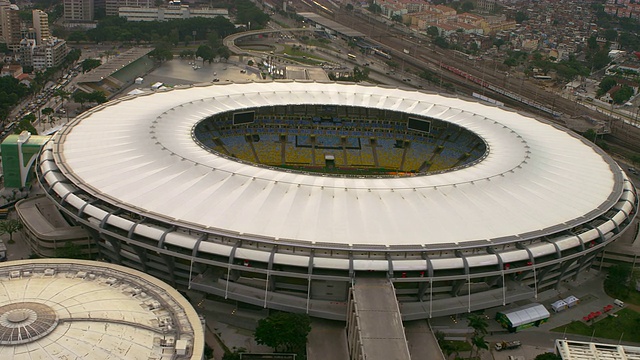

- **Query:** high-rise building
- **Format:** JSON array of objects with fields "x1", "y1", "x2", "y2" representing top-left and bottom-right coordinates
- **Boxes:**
[
  {"x1": 0, "y1": 0, "x2": 23, "y2": 50},
  {"x1": 32, "y1": 9, "x2": 50, "y2": 45},
  {"x1": 64, "y1": 0, "x2": 94, "y2": 22}
]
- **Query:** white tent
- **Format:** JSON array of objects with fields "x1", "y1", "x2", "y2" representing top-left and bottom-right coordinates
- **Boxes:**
[
  {"x1": 563, "y1": 295, "x2": 579, "y2": 307},
  {"x1": 502, "y1": 304, "x2": 550, "y2": 328},
  {"x1": 127, "y1": 89, "x2": 146, "y2": 96},
  {"x1": 551, "y1": 300, "x2": 568, "y2": 313}
]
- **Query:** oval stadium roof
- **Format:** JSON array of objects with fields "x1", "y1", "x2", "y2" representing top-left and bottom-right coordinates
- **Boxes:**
[{"x1": 53, "y1": 82, "x2": 622, "y2": 248}]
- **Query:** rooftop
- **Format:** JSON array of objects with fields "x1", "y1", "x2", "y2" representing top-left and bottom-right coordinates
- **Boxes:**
[{"x1": 0, "y1": 259, "x2": 204, "y2": 360}]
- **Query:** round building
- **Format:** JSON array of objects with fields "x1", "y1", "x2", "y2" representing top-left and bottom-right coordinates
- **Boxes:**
[
  {"x1": 0, "y1": 259, "x2": 204, "y2": 359},
  {"x1": 31, "y1": 81, "x2": 637, "y2": 320}
]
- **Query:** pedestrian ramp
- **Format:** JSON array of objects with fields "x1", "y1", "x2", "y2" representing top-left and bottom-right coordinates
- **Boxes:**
[{"x1": 346, "y1": 277, "x2": 411, "y2": 360}]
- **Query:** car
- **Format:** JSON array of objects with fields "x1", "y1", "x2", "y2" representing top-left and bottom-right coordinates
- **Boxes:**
[
  {"x1": 240, "y1": 69, "x2": 247, "y2": 74},
  {"x1": 212, "y1": 78, "x2": 220, "y2": 82}
]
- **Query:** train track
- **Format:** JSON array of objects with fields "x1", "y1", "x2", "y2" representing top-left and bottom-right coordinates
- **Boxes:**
[{"x1": 287, "y1": 1, "x2": 640, "y2": 150}]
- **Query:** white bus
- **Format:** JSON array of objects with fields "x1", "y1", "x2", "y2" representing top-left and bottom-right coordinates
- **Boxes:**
[{"x1": 347, "y1": 53, "x2": 357, "y2": 60}]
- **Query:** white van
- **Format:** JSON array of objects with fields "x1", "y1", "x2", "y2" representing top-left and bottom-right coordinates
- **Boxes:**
[{"x1": 614, "y1": 299, "x2": 624, "y2": 307}]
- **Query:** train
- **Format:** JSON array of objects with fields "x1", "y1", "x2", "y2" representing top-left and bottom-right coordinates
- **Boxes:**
[
  {"x1": 438, "y1": 62, "x2": 562, "y2": 117},
  {"x1": 372, "y1": 48, "x2": 392, "y2": 60}
]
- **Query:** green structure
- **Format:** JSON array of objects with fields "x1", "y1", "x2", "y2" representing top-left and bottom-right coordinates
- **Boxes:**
[
  {"x1": 1, "y1": 132, "x2": 51, "y2": 188},
  {"x1": 496, "y1": 303, "x2": 550, "y2": 333}
]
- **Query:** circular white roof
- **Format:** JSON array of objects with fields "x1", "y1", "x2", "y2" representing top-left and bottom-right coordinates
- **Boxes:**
[
  {"x1": 55, "y1": 82, "x2": 621, "y2": 247},
  {"x1": 0, "y1": 260, "x2": 203, "y2": 360}
]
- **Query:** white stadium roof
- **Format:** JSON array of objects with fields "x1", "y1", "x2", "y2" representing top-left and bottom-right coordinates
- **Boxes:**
[
  {"x1": 53, "y1": 82, "x2": 622, "y2": 248},
  {"x1": 0, "y1": 260, "x2": 204, "y2": 360}
]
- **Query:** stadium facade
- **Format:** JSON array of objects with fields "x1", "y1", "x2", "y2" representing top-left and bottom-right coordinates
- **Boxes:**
[{"x1": 32, "y1": 81, "x2": 637, "y2": 320}]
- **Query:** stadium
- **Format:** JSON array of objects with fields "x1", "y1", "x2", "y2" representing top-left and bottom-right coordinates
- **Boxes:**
[{"x1": 33, "y1": 81, "x2": 637, "y2": 320}]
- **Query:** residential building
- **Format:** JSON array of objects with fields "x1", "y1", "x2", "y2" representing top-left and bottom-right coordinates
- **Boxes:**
[
  {"x1": 0, "y1": 64, "x2": 22, "y2": 77},
  {"x1": 19, "y1": 37, "x2": 68, "y2": 70},
  {"x1": 0, "y1": 1, "x2": 22, "y2": 50},
  {"x1": 32, "y1": 9, "x2": 50, "y2": 45},
  {"x1": 64, "y1": 0, "x2": 94, "y2": 22}
]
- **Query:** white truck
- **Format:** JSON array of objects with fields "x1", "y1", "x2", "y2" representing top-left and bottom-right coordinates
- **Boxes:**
[{"x1": 495, "y1": 340, "x2": 522, "y2": 351}]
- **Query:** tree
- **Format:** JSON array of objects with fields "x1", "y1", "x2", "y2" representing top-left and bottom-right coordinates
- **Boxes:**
[
  {"x1": 0, "y1": 219, "x2": 23, "y2": 244},
  {"x1": 605, "y1": 263, "x2": 639, "y2": 298},
  {"x1": 41, "y1": 107, "x2": 54, "y2": 125},
  {"x1": 427, "y1": 26, "x2": 439, "y2": 38},
  {"x1": 196, "y1": 45, "x2": 215, "y2": 64},
  {"x1": 612, "y1": 85, "x2": 634, "y2": 104},
  {"x1": 81, "y1": 58, "x2": 102, "y2": 73},
  {"x1": 54, "y1": 89, "x2": 71, "y2": 121},
  {"x1": 471, "y1": 335, "x2": 488, "y2": 358},
  {"x1": 583, "y1": 128, "x2": 597, "y2": 143},
  {"x1": 515, "y1": 11, "x2": 528, "y2": 24},
  {"x1": 434, "y1": 36, "x2": 449, "y2": 49},
  {"x1": 534, "y1": 353, "x2": 562, "y2": 360},
  {"x1": 345, "y1": 3, "x2": 353, "y2": 11},
  {"x1": 467, "y1": 314, "x2": 488, "y2": 336},
  {"x1": 73, "y1": 91, "x2": 89, "y2": 108},
  {"x1": 597, "y1": 77, "x2": 617, "y2": 97},
  {"x1": 16, "y1": 114, "x2": 37, "y2": 135},
  {"x1": 460, "y1": 1, "x2": 474, "y2": 12},
  {"x1": 149, "y1": 43, "x2": 174, "y2": 62},
  {"x1": 603, "y1": 28, "x2": 618, "y2": 42},
  {"x1": 368, "y1": 3, "x2": 382, "y2": 14},
  {"x1": 254, "y1": 312, "x2": 311, "y2": 354}
]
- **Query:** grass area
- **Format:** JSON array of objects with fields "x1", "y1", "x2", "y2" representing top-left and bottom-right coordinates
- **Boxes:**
[
  {"x1": 551, "y1": 308, "x2": 640, "y2": 342},
  {"x1": 299, "y1": 37, "x2": 333, "y2": 49},
  {"x1": 624, "y1": 291, "x2": 640, "y2": 306},
  {"x1": 282, "y1": 45, "x2": 326, "y2": 65}
]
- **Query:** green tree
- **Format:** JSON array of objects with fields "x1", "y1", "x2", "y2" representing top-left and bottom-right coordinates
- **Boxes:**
[
  {"x1": 597, "y1": 77, "x2": 617, "y2": 97},
  {"x1": 427, "y1": 26, "x2": 439, "y2": 37},
  {"x1": 16, "y1": 114, "x2": 37, "y2": 135},
  {"x1": 54, "y1": 89, "x2": 71, "y2": 121},
  {"x1": 73, "y1": 91, "x2": 89, "y2": 108},
  {"x1": 81, "y1": 58, "x2": 102, "y2": 73},
  {"x1": 149, "y1": 46, "x2": 174, "y2": 62},
  {"x1": 235, "y1": 0, "x2": 270, "y2": 29},
  {"x1": 196, "y1": 45, "x2": 215, "y2": 64},
  {"x1": 467, "y1": 314, "x2": 488, "y2": 336},
  {"x1": 613, "y1": 85, "x2": 634, "y2": 104},
  {"x1": 603, "y1": 28, "x2": 618, "y2": 42},
  {"x1": 68, "y1": 31, "x2": 87, "y2": 43},
  {"x1": 0, "y1": 219, "x2": 23, "y2": 244},
  {"x1": 180, "y1": 49, "x2": 195, "y2": 59},
  {"x1": 434, "y1": 36, "x2": 449, "y2": 49},
  {"x1": 515, "y1": 11, "x2": 528, "y2": 24},
  {"x1": 583, "y1": 128, "x2": 597, "y2": 143},
  {"x1": 471, "y1": 335, "x2": 488, "y2": 358},
  {"x1": 460, "y1": 1, "x2": 474, "y2": 12},
  {"x1": 41, "y1": 107, "x2": 54, "y2": 125},
  {"x1": 605, "y1": 264, "x2": 638, "y2": 298},
  {"x1": 254, "y1": 312, "x2": 311, "y2": 354},
  {"x1": 534, "y1": 353, "x2": 562, "y2": 360},
  {"x1": 587, "y1": 35, "x2": 599, "y2": 51},
  {"x1": 368, "y1": 2, "x2": 382, "y2": 14},
  {"x1": 345, "y1": 3, "x2": 354, "y2": 11},
  {"x1": 88, "y1": 91, "x2": 107, "y2": 104}
]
